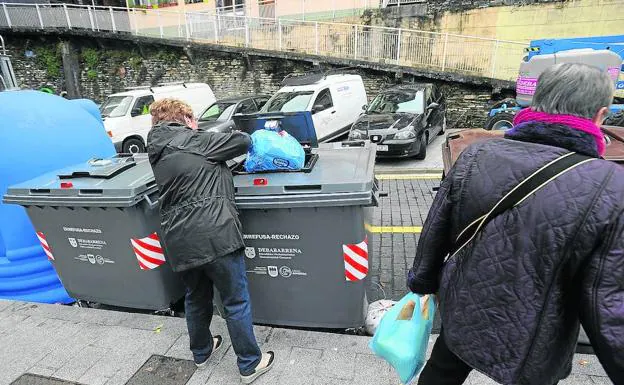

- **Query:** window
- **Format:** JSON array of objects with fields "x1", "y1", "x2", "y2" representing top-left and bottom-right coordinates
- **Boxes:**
[
  {"x1": 100, "y1": 96, "x2": 134, "y2": 118},
  {"x1": 312, "y1": 89, "x2": 333, "y2": 113},
  {"x1": 199, "y1": 102, "x2": 237, "y2": 122},
  {"x1": 368, "y1": 90, "x2": 424, "y2": 114},
  {"x1": 254, "y1": 97, "x2": 270, "y2": 109},
  {"x1": 132, "y1": 95, "x2": 155, "y2": 117},
  {"x1": 262, "y1": 91, "x2": 314, "y2": 113},
  {"x1": 236, "y1": 99, "x2": 257, "y2": 114}
]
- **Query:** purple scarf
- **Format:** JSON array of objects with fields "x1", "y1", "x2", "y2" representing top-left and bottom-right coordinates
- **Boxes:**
[{"x1": 512, "y1": 108, "x2": 605, "y2": 156}]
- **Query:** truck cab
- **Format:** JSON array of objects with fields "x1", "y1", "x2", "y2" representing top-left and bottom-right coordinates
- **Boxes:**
[
  {"x1": 260, "y1": 73, "x2": 368, "y2": 142},
  {"x1": 100, "y1": 83, "x2": 216, "y2": 154},
  {"x1": 486, "y1": 35, "x2": 624, "y2": 130}
]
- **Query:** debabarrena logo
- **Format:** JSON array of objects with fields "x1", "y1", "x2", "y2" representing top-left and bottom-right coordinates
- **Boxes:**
[{"x1": 245, "y1": 247, "x2": 256, "y2": 259}]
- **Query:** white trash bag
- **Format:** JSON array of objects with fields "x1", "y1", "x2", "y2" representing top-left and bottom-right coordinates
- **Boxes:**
[{"x1": 365, "y1": 299, "x2": 397, "y2": 336}]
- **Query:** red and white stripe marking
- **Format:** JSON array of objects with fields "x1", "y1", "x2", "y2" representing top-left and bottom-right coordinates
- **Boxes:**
[
  {"x1": 343, "y1": 238, "x2": 368, "y2": 281},
  {"x1": 36, "y1": 232, "x2": 55, "y2": 261},
  {"x1": 130, "y1": 233, "x2": 166, "y2": 270}
]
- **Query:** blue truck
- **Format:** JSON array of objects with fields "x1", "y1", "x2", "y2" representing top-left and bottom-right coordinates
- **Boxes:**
[{"x1": 485, "y1": 35, "x2": 624, "y2": 130}]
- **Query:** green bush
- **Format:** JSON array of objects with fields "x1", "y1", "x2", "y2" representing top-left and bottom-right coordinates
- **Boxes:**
[{"x1": 35, "y1": 45, "x2": 62, "y2": 78}]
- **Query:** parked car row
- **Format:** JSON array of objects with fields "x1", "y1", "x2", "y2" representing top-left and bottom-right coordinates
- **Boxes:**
[{"x1": 99, "y1": 74, "x2": 447, "y2": 160}]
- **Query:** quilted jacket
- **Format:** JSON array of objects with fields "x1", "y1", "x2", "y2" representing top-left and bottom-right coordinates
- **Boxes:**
[
  {"x1": 408, "y1": 121, "x2": 624, "y2": 385},
  {"x1": 147, "y1": 121, "x2": 251, "y2": 272}
]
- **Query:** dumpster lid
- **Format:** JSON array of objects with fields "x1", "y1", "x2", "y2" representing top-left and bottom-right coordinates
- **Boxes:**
[
  {"x1": 58, "y1": 155, "x2": 137, "y2": 179},
  {"x1": 3, "y1": 154, "x2": 157, "y2": 207},
  {"x1": 233, "y1": 111, "x2": 318, "y2": 149},
  {"x1": 234, "y1": 142, "x2": 376, "y2": 198}
]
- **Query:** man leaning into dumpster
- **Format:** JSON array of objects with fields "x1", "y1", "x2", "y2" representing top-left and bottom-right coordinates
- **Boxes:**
[{"x1": 147, "y1": 98, "x2": 275, "y2": 384}]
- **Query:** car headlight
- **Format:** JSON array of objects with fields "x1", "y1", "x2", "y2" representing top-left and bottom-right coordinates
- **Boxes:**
[
  {"x1": 349, "y1": 129, "x2": 366, "y2": 140},
  {"x1": 394, "y1": 127, "x2": 416, "y2": 140}
]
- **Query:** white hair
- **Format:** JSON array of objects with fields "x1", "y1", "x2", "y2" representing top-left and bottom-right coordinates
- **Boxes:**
[{"x1": 532, "y1": 63, "x2": 614, "y2": 119}]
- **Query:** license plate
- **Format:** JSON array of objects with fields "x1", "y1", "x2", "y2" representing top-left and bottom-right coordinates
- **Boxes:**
[{"x1": 377, "y1": 145, "x2": 388, "y2": 152}]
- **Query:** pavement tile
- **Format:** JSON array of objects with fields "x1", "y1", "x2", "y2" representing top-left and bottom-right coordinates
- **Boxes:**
[
  {"x1": 0, "y1": 299, "x2": 14, "y2": 313},
  {"x1": 26, "y1": 366, "x2": 57, "y2": 377},
  {"x1": 53, "y1": 345, "x2": 109, "y2": 382},
  {"x1": 78, "y1": 375, "x2": 110, "y2": 385},
  {"x1": 268, "y1": 329, "x2": 370, "y2": 353},
  {"x1": 185, "y1": 342, "x2": 233, "y2": 385},
  {"x1": 243, "y1": 346, "x2": 291, "y2": 385},
  {"x1": 0, "y1": 361, "x2": 32, "y2": 385},
  {"x1": 315, "y1": 350, "x2": 355, "y2": 380},
  {"x1": 571, "y1": 354, "x2": 608, "y2": 377},
  {"x1": 117, "y1": 312, "x2": 186, "y2": 332},
  {"x1": 561, "y1": 374, "x2": 600, "y2": 385},
  {"x1": 165, "y1": 334, "x2": 194, "y2": 361},
  {"x1": 202, "y1": 347, "x2": 241, "y2": 385},
  {"x1": 35, "y1": 323, "x2": 94, "y2": 370},
  {"x1": 312, "y1": 376, "x2": 352, "y2": 385},
  {"x1": 103, "y1": 351, "x2": 155, "y2": 385},
  {"x1": 466, "y1": 371, "x2": 500, "y2": 385},
  {"x1": 590, "y1": 375, "x2": 614, "y2": 384},
  {"x1": 11, "y1": 303, "x2": 130, "y2": 327},
  {"x1": 78, "y1": 349, "x2": 145, "y2": 381},
  {"x1": 353, "y1": 353, "x2": 393, "y2": 385},
  {"x1": 278, "y1": 346, "x2": 323, "y2": 384}
]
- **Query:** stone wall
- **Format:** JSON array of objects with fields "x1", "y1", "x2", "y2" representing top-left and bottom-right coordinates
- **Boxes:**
[{"x1": 4, "y1": 32, "x2": 494, "y2": 128}]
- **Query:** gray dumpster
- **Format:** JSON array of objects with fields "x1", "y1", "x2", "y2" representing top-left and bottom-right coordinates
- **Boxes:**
[
  {"x1": 232, "y1": 112, "x2": 377, "y2": 328},
  {"x1": 3, "y1": 154, "x2": 185, "y2": 310}
]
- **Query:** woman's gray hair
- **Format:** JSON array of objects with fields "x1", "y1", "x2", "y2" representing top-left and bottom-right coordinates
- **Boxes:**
[{"x1": 532, "y1": 62, "x2": 615, "y2": 119}]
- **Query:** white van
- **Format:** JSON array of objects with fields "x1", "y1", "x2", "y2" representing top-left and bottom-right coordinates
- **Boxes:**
[
  {"x1": 100, "y1": 83, "x2": 216, "y2": 153},
  {"x1": 260, "y1": 74, "x2": 368, "y2": 142}
]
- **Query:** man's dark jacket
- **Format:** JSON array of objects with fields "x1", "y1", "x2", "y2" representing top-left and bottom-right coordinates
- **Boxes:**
[
  {"x1": 147, "y1": 121, "x2": 251, "y2": 272},
  {"x1": 408, "y1": 122, "x2": 624, "y2": 385}
]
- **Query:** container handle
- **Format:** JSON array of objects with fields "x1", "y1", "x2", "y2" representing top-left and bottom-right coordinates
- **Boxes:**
[
  {"x1": 144, "y1": 193, "x2": 159, "y2": 209},
  {"x1": 283, "y1": 185, "x2": 322, "y2": 192}
]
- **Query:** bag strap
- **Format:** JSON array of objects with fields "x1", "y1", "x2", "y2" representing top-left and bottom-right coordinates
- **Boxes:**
[{"x1": 450, "y1": 152, "x2": 593, "y2": 258}]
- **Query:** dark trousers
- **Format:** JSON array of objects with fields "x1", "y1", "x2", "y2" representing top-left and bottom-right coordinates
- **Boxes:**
[
  {"x1": 179, "y1": 250, "x2": 261, "y2": 375},
  {"x1": 418, "y1": 332, "x2": 472, "y2": 385},
  {"x1": 418, "y1": 333, "x2": 559, "y2": 385}
]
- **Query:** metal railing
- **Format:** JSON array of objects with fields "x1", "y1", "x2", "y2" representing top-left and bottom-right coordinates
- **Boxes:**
[{"x1": 0, "y1": 3, "x2": 526, "y2": 81}]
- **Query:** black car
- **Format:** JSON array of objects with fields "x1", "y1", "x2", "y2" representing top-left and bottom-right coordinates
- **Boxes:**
[
  {"x1": 197, "y1": 95, "x2": 270, "y2": 132},
  {"x1": 348, "y1": 84, "x2": 446, "y2": 159}
]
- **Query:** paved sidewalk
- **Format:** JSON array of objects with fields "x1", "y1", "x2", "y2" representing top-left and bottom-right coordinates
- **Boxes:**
[{"x1": 0, "y1": 300, "x2": 612, "y2": 385}]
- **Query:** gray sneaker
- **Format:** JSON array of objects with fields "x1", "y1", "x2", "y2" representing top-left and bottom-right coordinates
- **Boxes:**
[
  {"x1": 195, "y1": 336, "x2": 223, "y2": 369},
  {"x1": 240, "y1": 351, "x2": 275, "y2": 384}
]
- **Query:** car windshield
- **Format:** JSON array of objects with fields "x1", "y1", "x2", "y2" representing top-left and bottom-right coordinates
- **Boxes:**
[
  {"x1": 100, "y1": 96, "x2": 134, "y2": 118},
  {"x1": 200, "y1": 102, "x2": 237, "y2": 122},
  {"x1": 368, "y1": 90, "x2": 425, "y2": 114},
  {"x1": 262, "y1": 91, "x2": 314, "y2": 113}
]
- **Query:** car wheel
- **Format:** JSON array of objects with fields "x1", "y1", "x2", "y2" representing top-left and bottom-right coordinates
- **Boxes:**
[
  {"x1": 485, "y1": 112, "x2": 515, "y2": 130},
  {"x1": 415, "y1": 133, "x2": 428, "y2": 160},
  {"x1": 122, "y1": 138, "x2": 146, "y2": 154},
  {"x1": 438, "y1": 116, "x2": 447, "y2": 135}
]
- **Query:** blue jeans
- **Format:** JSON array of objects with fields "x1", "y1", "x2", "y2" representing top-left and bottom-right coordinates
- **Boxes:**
[{"x1": 179, "y1": 249, "x2": 261, "y2": 375}]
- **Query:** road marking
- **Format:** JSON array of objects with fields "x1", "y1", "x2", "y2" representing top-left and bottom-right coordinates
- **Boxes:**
[
  {"x1": 376, "y1": 174, "x2": 442, "y2": 180},
  {"x1": 368, "y1": 226, "x2": 423, "y2": 234}
]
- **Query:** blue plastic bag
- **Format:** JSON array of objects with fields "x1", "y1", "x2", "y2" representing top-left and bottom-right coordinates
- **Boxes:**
[
  {"x1": 244, "y1": 127, "x2": 305, "y2": 173},
  {"x1": 369, "y1": 293, "x2": 437, "y2": 384}
]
